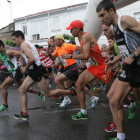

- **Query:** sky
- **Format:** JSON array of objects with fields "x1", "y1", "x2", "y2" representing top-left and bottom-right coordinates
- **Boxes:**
[{"x1": 0, "y1": 0, "x2": 88, "y2": 29}]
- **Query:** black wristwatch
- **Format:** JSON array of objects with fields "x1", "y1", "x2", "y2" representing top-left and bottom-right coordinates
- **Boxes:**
[
  {"x1": 130, "y1": 52, "x2": 136, "y2": 58},
  {"x1": 110, "y1": 55, "x2": 114, "y2": 60},
  {"x1": 69, "y1": 54, "x2": 72, "y2": 59}
]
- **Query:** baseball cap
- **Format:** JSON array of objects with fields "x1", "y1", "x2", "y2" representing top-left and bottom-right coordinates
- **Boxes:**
[
  {"x1": 66, "y1": 20, "x2": 84, "y2": 30},
  {"x1": 54, "y1": 34, "x2": 65, "y2": 41}
]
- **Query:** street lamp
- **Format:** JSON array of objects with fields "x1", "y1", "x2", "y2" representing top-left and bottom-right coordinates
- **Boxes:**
[{"x1": 7, "y1": 0, "x2": 13, "y2": 30}]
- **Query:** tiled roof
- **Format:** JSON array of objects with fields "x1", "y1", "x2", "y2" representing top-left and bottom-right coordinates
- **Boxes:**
[{"x1": 14, "y1": 2, "x2": 87, "y2": 21}]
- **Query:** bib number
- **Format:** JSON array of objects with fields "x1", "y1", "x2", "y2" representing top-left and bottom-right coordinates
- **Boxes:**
[
  {"x1": 118, "y1": 45, "x2": 130, "y2": 61},
  {"x1": 61, "y1": 57, "x2": 68, "y2": 66},
  {"x1": 88, "y1": 58, "x2": 95, "y2": 66}
]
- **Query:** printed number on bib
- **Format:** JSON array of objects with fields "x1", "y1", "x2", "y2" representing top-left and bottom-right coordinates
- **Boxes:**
[
  {"x1": 88, "y1": 58, "x2": 95, "y2": 66},
  {"x1": 3, "y1": 62, "x2": 12, "y2": 71},
  {"x1": 118, "y1": 45, "x2": 130, "y2": 61},
  {"x1": 61, "y1": 57, "x2": 68, "y2": 66}
]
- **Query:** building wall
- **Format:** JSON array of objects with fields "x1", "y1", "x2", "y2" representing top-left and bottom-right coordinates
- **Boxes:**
[
  {"x1": 14, "y1": 1, "x2": 140, "y2": 48},
  {"x1": 0, "y1": 23, "x2": 15, "y2": 43}
]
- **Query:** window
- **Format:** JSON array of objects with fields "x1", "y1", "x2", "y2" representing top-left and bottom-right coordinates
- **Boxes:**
[
  {"x1": 53, "y1": 17, "x2": 60, "y2": 30},
  {"x1": 22, "y1": 25, "x2": 27, "y2": 34},
  {"x1": 32, "y1": 34, "x2": 40, "y2": 40}
]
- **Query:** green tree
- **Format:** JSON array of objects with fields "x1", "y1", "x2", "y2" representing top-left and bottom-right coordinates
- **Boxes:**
[
  {"x1": 5, "y1": 40, "x2": 16, "y2": 47},
  {"x1": 63, "y1": 34, "x2": 75, "y2": 41}
]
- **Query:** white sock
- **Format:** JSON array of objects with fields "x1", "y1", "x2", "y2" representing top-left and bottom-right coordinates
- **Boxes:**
[
  {"x1": 128, "y1": 102, "x2": 133, "y2": 109},
  {"x1": 64, "y1": 96, "x2": 70, "y2": 101},
  {"x1": 117, "y1": 133, "x2": 125, "y2": 140},
  {"x1": 91, "y1": 96, "x2": 95, "y2": 101},
  {"x1": 81, "y1": 109, "x2": 87, "y2": 115}
]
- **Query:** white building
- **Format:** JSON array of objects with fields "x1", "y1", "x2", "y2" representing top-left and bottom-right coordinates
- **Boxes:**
[{"x1": 14, "y1": 1, "x2": 140, "y2": 48}]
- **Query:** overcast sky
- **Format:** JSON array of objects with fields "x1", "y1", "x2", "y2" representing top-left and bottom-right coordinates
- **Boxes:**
[{"x1": 0, "y1": 0, "x2": 88, "y2": 29}]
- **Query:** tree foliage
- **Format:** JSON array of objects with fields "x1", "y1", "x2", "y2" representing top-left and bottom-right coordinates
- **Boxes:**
[
  {"x1": 63, "y1": 34, "x2": 75, "y2": 41},
  {"x1": 5, "y1": 40, "x2": 16, "y2": 47}
]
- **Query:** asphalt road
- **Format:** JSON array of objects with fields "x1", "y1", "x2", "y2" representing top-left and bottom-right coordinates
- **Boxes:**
[{"x1": 0, "y1": 83, "x2": 139, "y2": 140}]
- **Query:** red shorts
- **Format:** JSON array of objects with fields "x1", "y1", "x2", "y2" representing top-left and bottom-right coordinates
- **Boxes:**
[{"x1": 86, "y1": 63, "x2": 113, "y2": 82}]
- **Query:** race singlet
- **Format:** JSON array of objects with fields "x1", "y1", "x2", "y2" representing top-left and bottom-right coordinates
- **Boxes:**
[{"x1": 118, "y1": 45, "x2": 130, "y2": 61}]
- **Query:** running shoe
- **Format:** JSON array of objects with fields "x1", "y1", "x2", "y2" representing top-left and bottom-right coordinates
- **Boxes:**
[
  {"x1": 93, "y1": 87, "x2": 100, "y2": 96},
  {"x1": 128, "y1": 103, "x2": 137, "y2": 119},
  {"x1": 123, "y1": 104, "x2": 128, "y2": 109},
  {"x1": 91, "y1": 97, "x2": 99, "y2": 108},
  {"x1": 71, "y1": 111, "x2": 88, "y2": 120},
  {"x1": 104, "y1": 122, "x2": 117, "y2": 132},
  {"x1": 39, "y1": 91, "x2": 45, "y2": 102},
  {"x1": 69, "y1": 86, "x2": 77, "y2": 96},
  {"x1": 0, "y1": 104, "x2": 8, "y2": 112},
  {"x1": 102, "y1": 84, "x2": 106, "y2": 91},
  {"x1": 99, "y1": 84, "x2": 103, "y2": 89},
  {"x1": 59, "y1": 99, "x2": 71, "y2": 108},
  {"x1": 13, "y1": 112, "x2": 29, "y2": 120}
]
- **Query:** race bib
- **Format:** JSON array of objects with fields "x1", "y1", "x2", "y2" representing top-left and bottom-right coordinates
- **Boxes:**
[
  {"x1": 61, "y1": 57, "x2": 68, "y2": 66},
  {"x1": 3, "y1": 62, "x2": 12, "y2": 71},
  {"x1": 88, "y1": 58, "x2": 95, "y2": 66},
  {"x1": 118, "y1": 45, "x2": 130, "y2": 61}
]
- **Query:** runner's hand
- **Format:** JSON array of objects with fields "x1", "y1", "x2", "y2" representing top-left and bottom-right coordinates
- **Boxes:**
[
  {"x1": 122, "y1": 56, "x2": 134, "y2": 66},
  {"x1": 101, "y1": 52, "x2": 110, "y2": 59},
  {"x1": 61, "y1": 53, "x2": 70, "y2": 59},
  {"x1": 105, "y1": 61, "x2": 115, "y2": 74},
  {"x1": 20, "y1": 65, "x2": 26, "y2": 74},
  {"x1": 52, "y1": 61, "x2": 59, "y2": 67}
]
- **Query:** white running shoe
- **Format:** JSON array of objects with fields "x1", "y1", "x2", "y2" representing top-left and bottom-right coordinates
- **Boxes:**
[
  {"x1": 91, "y1": 97, "x2": 99, "y2": 108},
  {"x1": 59, "y1": 99, "x2": 71, "y2": 108}
]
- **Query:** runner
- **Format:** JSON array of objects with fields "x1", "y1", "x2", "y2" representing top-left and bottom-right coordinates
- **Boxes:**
[
  {"x1": 0, "y1": 40, "x2": 45, "y2": 112},
  {"x1": 62, "y1": 20, "x2": 114, "y2": 120},
  {"x1": 96, "y1": 1, "x2": 140, "y2": 139},
  {"x1": 11, "y1": 31, "x2": 76, "y2": 120}
]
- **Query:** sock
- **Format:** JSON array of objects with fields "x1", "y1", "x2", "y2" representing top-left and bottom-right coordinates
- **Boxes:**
[
  {"x1": 91, "y1": 96, "x2": 95, "y2": 101},
  {"x1": 3, "y1": 104, "x2": 8, "y2": 107},
  {"x1": 64, "y1": 96, "x2": 70, "y2": 101},
  {"x1": 81, "y1": 109, "x2": 87, "y2": 115},
  {"x1": 117, "y1": 133, "x2": 125, "y2": 140},
  {"x1": 128, "y1": 102, "x2": 133, "y2": 109},
  {"x1": 22, "y1": 111, "x2": 28, "y2": 115}
]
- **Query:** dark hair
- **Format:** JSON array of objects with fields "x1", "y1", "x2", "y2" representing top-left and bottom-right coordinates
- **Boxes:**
[
  {"x1": 69, "y1": 40, "x2": 76, "y2": 45},
  {"x1": 11, "y1": 30, "x2": 25, "y2": 39},
  {"x1": 0, "y1": 40, "x2": 5, "y2": 48},
  {"x1": 50, "y1": 36, "x2": 55, "y2": 41},
  {"x1": 96, "y1": 0, "x2": 116, "y2": 13},
  {"x1": 34, "y1": 44, "x2": 40, "y2": 49}
]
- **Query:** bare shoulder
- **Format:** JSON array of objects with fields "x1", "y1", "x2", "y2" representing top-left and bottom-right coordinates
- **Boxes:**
[
  {"x1": 20, "y1": 42, "x2": 30, "y2": 51},
  {"x1": 82, "y1": 33, "x2": 94, "y2": 43}
]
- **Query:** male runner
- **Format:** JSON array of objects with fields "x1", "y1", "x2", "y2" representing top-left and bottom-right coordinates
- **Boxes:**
[
  {"x1": 97, "y1": 0, "x2": 140, "y2": 139},
  {"x1": 0, "y1": 40, "x2": 45, "y2": 113},
  {"x1": 11, "y1": 31, "x2": 76, "y2": 120},
  {"x1": 62, "y1": 20, "x2": 114, "y2": 120}
]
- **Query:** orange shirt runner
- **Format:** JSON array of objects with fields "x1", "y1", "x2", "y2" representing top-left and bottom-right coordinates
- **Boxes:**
[{"x1": 53, "y1": 43, "x2": 77, "y2": 68}]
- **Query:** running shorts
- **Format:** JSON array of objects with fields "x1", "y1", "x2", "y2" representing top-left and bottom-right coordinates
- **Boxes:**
[
  {"x1": 25, "y1": 65, "x2": 48, "y2": 82},
  {"x1": 118, "y1": 62, "x2": 140, "y2": 87},
  {"x1": 87, "y1": 63, "x2": 113, "y2": 82}
]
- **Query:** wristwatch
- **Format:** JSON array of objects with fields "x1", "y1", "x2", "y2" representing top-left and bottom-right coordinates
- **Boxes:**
[
  {"x1": 69, "y1": 54, "x2": 72, "y2": 59},
  {"x1": 130, "y1": 52, "x2": 136, "y2": 58}
]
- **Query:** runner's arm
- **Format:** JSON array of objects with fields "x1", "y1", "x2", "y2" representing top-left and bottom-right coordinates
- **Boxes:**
[
  {"x1": 122, "y1": 16, "x2": 140, "y2": 56},
  {"x1": 41, "y1": 50, "x2": 57, "y2": 60},
  {"x1": 20, "y1": 43, "x2": 35, "y2": 70}
]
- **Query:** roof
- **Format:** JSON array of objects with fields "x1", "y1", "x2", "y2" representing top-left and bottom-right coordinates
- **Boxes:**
[{"x1": 14, "y1": 2, "x2": 87, "y2": 21}]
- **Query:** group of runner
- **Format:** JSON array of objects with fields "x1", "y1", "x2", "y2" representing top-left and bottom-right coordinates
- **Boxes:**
[{"x1": 0, "y1": 0, "x2": 140, "y2": 139}]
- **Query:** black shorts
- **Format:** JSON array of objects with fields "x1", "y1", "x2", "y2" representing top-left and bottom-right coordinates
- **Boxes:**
[
  {"x1": 9, "y1": 67, "x2": 23, "y2": 82},
  {"x1": 59, "y1": 63, "x2": 78, "y2": 81},
  {"x1": 25, "y1": 65, "x2": 48, "y2": 82},
  {"x1": 118, "y1": 62, "x2": 140, "y2": 87}
]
